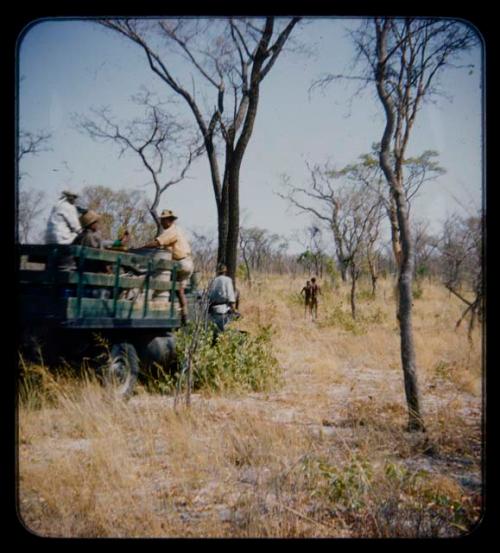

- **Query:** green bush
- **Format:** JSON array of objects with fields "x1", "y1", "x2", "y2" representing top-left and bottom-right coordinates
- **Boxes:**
[
  {"x1": 319, "y1": 304, "x2": 364, "y2": 334},
  {"x1": 175, "y1": 323, "x2": 282, "y2": 394},
  {"x1": 412, "y1": 283, "x2": 424, "y2": 300}
]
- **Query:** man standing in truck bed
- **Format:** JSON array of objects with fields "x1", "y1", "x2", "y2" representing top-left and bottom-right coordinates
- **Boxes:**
[
  {"x1": 141, "y1": 209, "x2": 193, "y2": 325},
  {"x1": 45, "y1": 190, "x2": 82, "y2": 245}
]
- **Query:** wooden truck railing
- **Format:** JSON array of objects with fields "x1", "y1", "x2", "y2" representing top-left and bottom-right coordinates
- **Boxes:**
[{"x1": 19, "y1": 244, "x2": 198, "y2": 329}]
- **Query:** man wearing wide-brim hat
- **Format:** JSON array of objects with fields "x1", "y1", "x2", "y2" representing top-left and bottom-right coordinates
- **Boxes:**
[
  {"x1": 45, "y1": 189, "x2": 82, "y2": 245},
  {"x1": 74, "y1": 210, "x2": 102, "y2": 249},
  {"x1": 73, "y1": 210, "x2": 112, "y2": 278},
  {"x1": 142, "y1": 209, "x2": 194, "y2": 325}
]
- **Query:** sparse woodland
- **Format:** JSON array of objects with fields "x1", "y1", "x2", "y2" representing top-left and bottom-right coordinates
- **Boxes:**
[
  {"x1": 19, "y1": 272, "x2": 482, "y2": 538},
  {"x1": 17, "y1": 16, "x2": 484, "y2": 539}
]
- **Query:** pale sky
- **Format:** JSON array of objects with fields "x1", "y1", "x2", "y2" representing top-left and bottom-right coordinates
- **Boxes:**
[{"x1": 17, "y1": 17, "x2": 484, "y2": 253}]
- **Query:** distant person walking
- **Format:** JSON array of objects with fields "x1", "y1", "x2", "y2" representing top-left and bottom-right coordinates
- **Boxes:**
[
  {"x1": 310, "y1": 277, "x2": 321, "y2": 321},
  {"x1": 300, "y1": 280, "x2": 312, "y2": 318}
]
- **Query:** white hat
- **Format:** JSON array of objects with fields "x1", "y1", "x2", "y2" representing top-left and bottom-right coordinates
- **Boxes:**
[
  {"x1": 61, "y1": 190, "x2": 79, "y2": 199},
  {"x1": 160, "y1": 209, "x2": 178, "y2": 220}
]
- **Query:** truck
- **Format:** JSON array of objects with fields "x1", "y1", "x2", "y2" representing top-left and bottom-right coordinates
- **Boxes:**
[{"x1": 18, "y1": 243, "x2": 201, "y2": 396}]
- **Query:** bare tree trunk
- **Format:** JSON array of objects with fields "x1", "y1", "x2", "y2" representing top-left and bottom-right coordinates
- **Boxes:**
[
  {"x1": 394, "y1": 189, "x2": 423, "y2": 431},
  {"x1": 217, "y1": 164, "x2": 230, "y2": 267},
  {"x1": 350, "y1": 263, "x2": 357, "y2": 319},
  {"x1": 376, "y1": 20, "x2": 424, "y2": 432},
  {"x1": 226, "y1": 168, "x2": 240, "y2": 282},
  {"x1": 387, "y1": 195, "x2": 403, "y2": 269},
  {"x1": 367, "y1": 254, "x2": 378, "y2": 297},
  {"x1": 242, "y1": 252, "x2": 252, "y2": 287},
  {"x1": 339, "y1": 262, "x2": 348, "y2": 282}
]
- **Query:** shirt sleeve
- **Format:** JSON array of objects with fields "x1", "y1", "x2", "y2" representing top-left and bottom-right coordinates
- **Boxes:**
[
  {"x1": 225, "y1": 277, "x2": 236, "y2": 303},
  {"x1": 156, "y1": 226, "x2": 176, "y2": 247},
  {"x1": 61, "y1": 202, "x2": 82, "y2": 233}
]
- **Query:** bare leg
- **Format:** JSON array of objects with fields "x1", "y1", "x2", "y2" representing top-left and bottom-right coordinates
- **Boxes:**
[{"x1": 176, "y1": 287, "x2": 188, "y2": 325}]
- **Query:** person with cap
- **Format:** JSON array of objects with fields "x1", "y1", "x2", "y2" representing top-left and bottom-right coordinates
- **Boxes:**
[
  {"x1": 208, "y1": 263, "x2": 238, "y2": 332},
  {"x1": 141, "y1": 209, "x2": 194, "y2": 325},
  {"x1": 45, "y1": 190, "x2": 82, "y2": 245}
]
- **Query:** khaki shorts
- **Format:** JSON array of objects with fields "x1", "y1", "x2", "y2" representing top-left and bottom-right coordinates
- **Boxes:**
[{"x1": 176, "y1": 257, "x2": 194, "y2": 288}]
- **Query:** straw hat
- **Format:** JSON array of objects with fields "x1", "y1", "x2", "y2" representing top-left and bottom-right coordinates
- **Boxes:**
[
  {"x1": 80, "y1": 210, "x2": 100, "y2": 228},
  {"x1": 160, "y1": 209, "x2": 178, "y2": 220}
]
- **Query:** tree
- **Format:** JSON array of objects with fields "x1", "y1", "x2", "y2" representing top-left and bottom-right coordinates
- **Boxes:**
[
  {"x1": 99, "y1": 17, "x2": 301, "y2": 281},
  {"x1": 190, "y1": 229, "x2": 217, "y2": 277},
  {"x1": 239, "y1": 226, "x2": 284, "y2": 285},
  {"x1": 18, "y1": 188, "x2": 46, "y2": 243},
  {"x1": 412, "y1": 219, "x2": 439, "y2": 281},
  {"x1": 346, "y1": 18, "x2": 477, "y2": 431},
  {"x1": 340, "y1": 146, "x2": 445, "y2": 269},
  {"x1": 437, "y1": 212, "x2": 483, "y2": 340},
  {"x1": 280, "y1": 169, "x2": 349, "y2": 282},
  {"x1": 79, "y1": 185, "x2": 156, "y2": 246},
  {"x1": 76, "y1": 91, "x2": 202, "y2": 236},
  {"x1": 17, "y1": 129, "x2": 52, "y2": 243},
  {"x1": 18, "y1": 129, "x2": 52, "y2": 165},
  {"x1": 280, "y1": 163, "x2": 384, "y2": 306}
]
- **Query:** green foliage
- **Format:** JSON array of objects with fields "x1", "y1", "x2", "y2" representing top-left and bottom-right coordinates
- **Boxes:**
[
  {"x1": 319, "y1": 304, "x2": 364, "y2": 334},
  {"x1": 416, "y1": 265, "x2": 430, "y2": 280},
  {"x1": 300, "y1": 455, "x2": 480, "y2": 536},
  {"x1": 324, "y1": 258, "x2": 340, "y2": 286},
  {"x1": 322, "y1": 457, "x2": 373, "y2": 510},
  {"x1": 236, "y1": 263, "x2": 249, "y2": 281},
  {"x1": 286, "y1": 291, "x2": 305, "y2": 308},
  {"x1": 356, "y1": 288, "x2": 375, "y2": 302},
  {"x1": 433, "y1": 360, "x2": 454, "y2": 381},
  {"x1": 142, "y1": 363, "x2": 178, "y2": 395},
  {"x1": 382, "y1": 461, "x2": 480, "y2": 535},
  {"x1": 364, "y1": 307, "x2": 387, "y2": 325},
  {"x1": 302, "y1": 455, "x2": 374, "y2": 511},
  {"x1": 175, "y1": 323, "x2": 282, "y2": 394},
  {"x1": 318, "y1": 303, "x2": 386, "y2": 334},
  {"x1": 412, "y1": 283, "x2": 424, "y2": 300}
]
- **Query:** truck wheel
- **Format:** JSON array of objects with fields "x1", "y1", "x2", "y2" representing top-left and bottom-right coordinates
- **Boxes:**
[{"x1": 104, "y1": 342, "x2": 139, "y2": 398}]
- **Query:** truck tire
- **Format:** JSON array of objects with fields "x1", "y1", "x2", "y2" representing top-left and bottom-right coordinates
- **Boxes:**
[{"x1": 103, "y1": 342, "x2": 139, "y2": 398}]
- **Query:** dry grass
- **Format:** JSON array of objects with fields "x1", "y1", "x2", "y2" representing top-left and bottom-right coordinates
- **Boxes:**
[{"x1": 18, "y1": 275, "x2": 483, "y2": 538}]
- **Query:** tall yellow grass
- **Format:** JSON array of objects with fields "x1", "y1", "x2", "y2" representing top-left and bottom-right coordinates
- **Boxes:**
[{"x1": 18, "y1": 275, "x2": 483, "y2": 538}]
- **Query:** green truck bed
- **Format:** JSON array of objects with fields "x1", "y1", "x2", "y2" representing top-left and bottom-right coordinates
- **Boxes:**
[{"x1": 18, "y1": 244, "x2": 198, "y2": 330}]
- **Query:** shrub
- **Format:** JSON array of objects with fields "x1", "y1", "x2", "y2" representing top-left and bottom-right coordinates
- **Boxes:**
[
  {"x1": 412, "y1": 283, "x2": 424, "y2": 300},
  {"x1": 175, "y1": 323, "x2": 282, "y2": 394}
]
